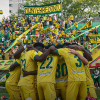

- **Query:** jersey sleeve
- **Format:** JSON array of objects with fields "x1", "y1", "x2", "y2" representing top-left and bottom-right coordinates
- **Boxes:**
[
  {"x1": 56, "y1": 48, "x2": 69, "y2": 56},
  {"x1": 15, "y1": 59, "x2": 20, "y2": 66}
]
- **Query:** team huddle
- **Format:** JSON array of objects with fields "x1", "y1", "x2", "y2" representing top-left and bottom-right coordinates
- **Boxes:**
[{"x1": 5, "y1": 42, "x2": 97, "y2": 100}]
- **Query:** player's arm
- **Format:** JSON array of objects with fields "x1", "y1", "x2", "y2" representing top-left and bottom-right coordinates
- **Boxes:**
[
  {"x1": 14, "y1": 45, "x2": 37, "y2": 59},
  {"x1": 9, "y1": 62, "x2": 20, "y2": 71},
  {"x1": 77, "y1": 46, "x2": 92, "y2": 61},
  {"x1": 83, "y1": 49, "x2": 92, "y2": 61},
  {"x1": 14, "y1": 47, "x2": 24, "y2": 59},
  {"x1": 22, "y1": 70, "x2": 37, "y2": 77},
  {"x1": 69, "y1": 49, "x2": 88, "y2": 65},
  {"x1": 35, "y1": 46, "x2": 56, "y2": 62},
  {"x1": 50, "y1": 50, "x2": 58, "y2": 55}
]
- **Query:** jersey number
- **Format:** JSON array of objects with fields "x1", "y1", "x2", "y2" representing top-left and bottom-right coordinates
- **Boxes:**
[
  {"x1": 74, "y1": 55, "x2": 82, "y2": 67},
  {"x1": 56, "y1": 63, "x2": 67, "y2": 78},
  {"x1": 40, "y1": 57, "x2": 53, "y2": 69},
  {"x1": 21, "y1": 59, "x2": 26, "y2": 69}
]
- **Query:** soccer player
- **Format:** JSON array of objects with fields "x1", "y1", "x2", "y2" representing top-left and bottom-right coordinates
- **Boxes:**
[
  {"x1": 52, "y1": 44, "x2": 88, "y2": 100},
  {"x1": 14, "y1": 44, "x2": 56, "y2": 100},
  {"x1": 85, "y1": 64, "x2": 97, "y2": 99},
  {"x1": 67, "y1": 44, "x2": 97, "y2": 99},
  {"x1": 6, "y1": 60, "x2": 22, "y2": 100},
  {"x1": 83, "y1": 50, "x2": 97, "y2": 99},
  {"x1": 34, "y1": 43, "x2": 58, "y2": 100},
  {"x1": 56, "y1": 44, "x2": 68, "y2": 100}
]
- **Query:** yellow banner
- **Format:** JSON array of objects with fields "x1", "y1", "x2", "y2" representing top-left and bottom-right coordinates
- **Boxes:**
[
  {"x1": 24, "y1": 3, "x2": 61, "y2": 15},
  {"x1": 0, "y1": 60, "x2": 15, "y2": 70},
  {"x1": 79, "y1": 21, "x2": 92, "y2": 30},
  {"x1": 89, "y1": 34, "x2": 100, "y2": 37}
]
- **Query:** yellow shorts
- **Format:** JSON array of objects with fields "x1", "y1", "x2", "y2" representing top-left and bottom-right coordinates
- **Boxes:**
[
  {"x1": 37, "y1": 82, "x2": 56, "y2": 100},
  {"x1": 6, "y1": 83, "x2": 22, "y2": 100},
  {"x1": 66, "y1": 81, "x2": 87, "y2": 100},
  {"x1": 56, "y1": 82, "x2": 67, "y2": 100},
  {"x1": 19, "y1": 85, "x2": 37, "y2": 100}
]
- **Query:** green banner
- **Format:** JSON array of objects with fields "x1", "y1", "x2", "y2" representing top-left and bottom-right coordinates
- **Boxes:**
[{"x1": 24, "y1": 3, "x2": 61, "y2": 15}]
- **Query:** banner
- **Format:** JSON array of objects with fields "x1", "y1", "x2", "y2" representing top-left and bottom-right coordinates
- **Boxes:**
[
  {"x1": 89, "y1": 34, "x2": 100, "y2": 37},
  {"x1": 24, "y1": 3, "x2": 61, "y2": 15},
  {"x1": 0, "y1": 60, "x2": 15, "y2": 70},
  {"x1": 79, "y1": 21, "x2": 92, "y2": 30}
]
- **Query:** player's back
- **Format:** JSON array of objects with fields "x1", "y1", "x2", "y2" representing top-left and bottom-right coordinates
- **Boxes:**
[
  {"x1": 56, "y1": 56, "x2": 68, "y2": 83},
  {"x1": 57, "y1": 48, "x2": 86, "y2": 81},
  {"x1": 18, "y1": 50, "x2": 38, "y2": 86},
  {"x1": 37, "y1": 54, "x2": 58, "y2": 84},
  {"x1": 6, "y1": 59, "x2": 21, "y2": 86}
]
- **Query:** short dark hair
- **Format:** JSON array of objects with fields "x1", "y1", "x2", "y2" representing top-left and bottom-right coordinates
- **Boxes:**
[
  {"x1": 45, "y1": 44, "x2": 52, "y2": 49},
  {"x1": 71, "y1": 42, "x2": 78, "y2": 45},
  {"x1": 63, "y1": 42, "x2": 71, "y2": 47},
  {"x1": 56, "y1": 44, "x2": 63, "y2": 49},
  {"x1": 34, "y1": 42, "x2": 44, "y2": 48}
]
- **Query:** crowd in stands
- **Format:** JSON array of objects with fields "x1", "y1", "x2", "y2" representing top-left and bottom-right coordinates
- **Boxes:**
[{"x1": 0, "y1": 14, "x2": 99, "y2": 60}]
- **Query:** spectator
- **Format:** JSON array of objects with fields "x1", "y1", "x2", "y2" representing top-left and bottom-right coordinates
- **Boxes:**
[
  {"x1": 2, "y1": 52, "x2": 5, "y2": 60},
  {"x1": 1, "y1": 36, "x2": 5, "y2": 44},
  {"x1": 1, "y1": 46, "x2": 5, "y2": 52},
  {"x1": 85, "y1": 29, "x2": 90, "y2": 41},
  {"x1": 69, "y1": 14, "x2": 74, "y2": 23},
  {"x1": 9, "y1": 53, "x2": 12, "y2": 59},
  {"x1": 94, "y1": 27, "x2": 98, "y2": 34},
  {"x1": 94, "y1": 67, "x2": 100, "y2": 88}
]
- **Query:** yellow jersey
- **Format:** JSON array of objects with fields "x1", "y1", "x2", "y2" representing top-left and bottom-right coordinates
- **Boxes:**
[
  {"x1": 0, "y1": 49, "x2": 2, "y2": 53},
  {"x1": 56, "y1": 56, "x2": 68, "y2": 83},
  {"x1": 18, "y1": 50, "x2": 39, "y2": 86},
  {"x1": 65, "y1": 20, "x2": 67, "y2": 24},
  {"x1": 35, "y1": 17, "x2": 39, "y2": 22},
  {"x1": 13, "y1": 34, "x2": 16, "y2": 39},
  {"x1": 85, "y1": 65, "x2": 95, "y2": 88},
  {"x1": 10, "y1": 35, "x2": 13, "y2": 40},
  {"x1": 74, "y1": 22, "x2": 78, "y2": 28},
  {"x1": 49, "y1": 17, "x2": 52, "y2": 21},
  {"x1": 23, "y1": 39, "x2": 27, "y2": 43},
  {"x1": 56, "y1": 48, "x2": 86, "y2": 81},
  {"x1": 6, "y1": 59, "x2": 21, "y2": 85},
  {"x1": 37, "y1": 54, "x2": 58, "y2": 84},
  {"x1": 69, "y1": 15, "x2": 74, "y2": 20}
]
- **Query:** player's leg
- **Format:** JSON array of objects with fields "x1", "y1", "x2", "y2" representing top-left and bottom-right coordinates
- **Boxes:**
[
  {"x1": 37, "y1": 83, "x2": 45, "y2": 100},
  {"x1": 20, "y1": 87, "x2": 24, "y2": 100},
  {"x1": 56, "y1": 89, "x2": 60, "y2": 98},
  {"x1": 43, "y1": 83, "x2": 56, "y2": 100},
  {"x1": 66, "y1": 81, "x2": 79, "y2": 100},
  {"x1": 79, "y1": 81, "x2": 87, "y2": 100},
  {"x1": 60, "y1": 85, "x2": 66, "y2": 100},
  {"x1": 20, "y1": 86, "x2": 37, "y2": 100},
  {"x1": 6, "y1": 83, "x2": 22, "y2": 100},
  {"x1": 89, "y1": 87, "x2": 97, "y2": 99},
  {"x1": 56, "y1": 83, "x2": 61, "y2": 99}
]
